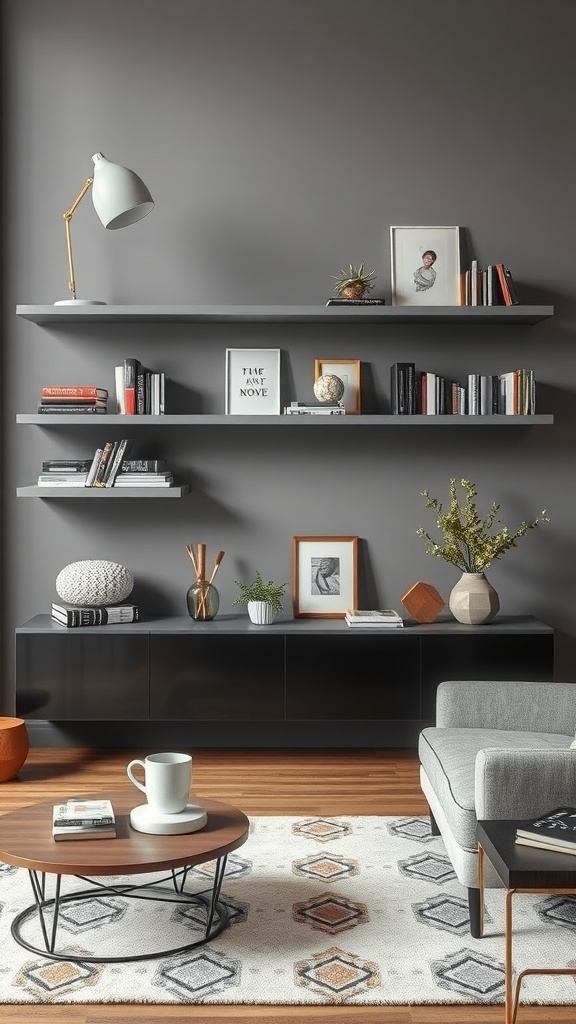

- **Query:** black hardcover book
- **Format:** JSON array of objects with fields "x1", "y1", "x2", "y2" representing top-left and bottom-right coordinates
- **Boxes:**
[
  {"x1": 105, "y1": 438, "x2": 134, "y2": 487},
  {"x1": 37, "y1": 405, "x2": 107, "y2": 414},
  {"x1": 516, "y1": 807, "x2": 576, "y2": 847},
  {"x1": 121, "y1": 459, "x2": 167, "y2": 472},
  {"x1": 390, "y1": 362, "x2": 416, "y2": 415},
  {"x1": 503, "y1": 267, "x2": 519, "y2": 305}
]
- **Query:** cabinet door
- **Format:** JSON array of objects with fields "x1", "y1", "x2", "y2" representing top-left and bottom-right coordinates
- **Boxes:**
[
  {"x1": 150, "y1": 635, "x2": 285, "y2": 720},
  {"x1": 16, "y1": 634, "x2": 150, "y2": 720},
  {"x1": 286, "y1": 634, "x2": 421, "y2": 720},
  {"x1": 421, "y1": 633, "x2": 555, "y2": 721}
]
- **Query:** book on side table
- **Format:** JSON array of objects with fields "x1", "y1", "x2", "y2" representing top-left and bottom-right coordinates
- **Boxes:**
[
  {"x1": 52, "y1": 798, "x2": 116, "y2": 841},
  {"x1": 345, "y1": 609, "x2": 404, "y2": 627},
  {"x1": 515, "y1": 806, "x2": 576, "y2": 854}
]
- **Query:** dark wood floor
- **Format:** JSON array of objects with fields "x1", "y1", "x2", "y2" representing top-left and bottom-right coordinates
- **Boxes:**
[{"x1": 0, "y1": 747, "x2": 571, "y2": 1022}]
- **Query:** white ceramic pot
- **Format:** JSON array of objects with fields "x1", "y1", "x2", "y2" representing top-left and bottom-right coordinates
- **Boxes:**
[
  {"x1": 449, "y1": 572, "x2": 500, "y2": 625},
  {"x1": 247, "y1": 601, "x2": 277, "y2": 625}
]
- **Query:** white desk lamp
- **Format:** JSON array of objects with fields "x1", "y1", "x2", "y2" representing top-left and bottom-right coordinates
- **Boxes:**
[{"x1": 55, "y1": 152, "x2": 154, "y2": 305}]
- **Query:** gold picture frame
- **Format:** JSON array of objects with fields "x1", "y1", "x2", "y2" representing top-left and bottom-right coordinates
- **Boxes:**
[
  {"x1": 292, "y1": 535, "x2": 358, "y2": 618},
  {"x1": 314, "y1": 358, "x2": 361, "y2": 414}
]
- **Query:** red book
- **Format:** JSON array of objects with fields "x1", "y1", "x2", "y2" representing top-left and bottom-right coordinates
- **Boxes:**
[
  {"x1": 41, "y1": 386, "x2": 108, "y2": 399},
  {"x1": 495, "y1": 264, "x2": 513, "y2": 306},
  {"x1": 123, "y1": 358, "x2": 139, "y2": 416}
]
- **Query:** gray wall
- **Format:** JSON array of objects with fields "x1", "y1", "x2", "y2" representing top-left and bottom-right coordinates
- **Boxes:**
[{"x1": 3, "y1": 0, "x2": 575, "y2": 715}]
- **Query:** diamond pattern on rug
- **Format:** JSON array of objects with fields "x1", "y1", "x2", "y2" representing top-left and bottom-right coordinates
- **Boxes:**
[
  {"x1": 292, "y1": 851, "x2": 359, "y2": 883},
  {"x1": 535, "y1": 895, "x2": 576, "y2": 932},
  {"x1": 412, "y1": 893, "x2": 471, "y2": 934},
  {"x1": 431, "y1": 947, "x2": 505, "y2": 1000},
  {"x1": 398, "y1": 851, "x2": 456, "y2": 885},
  {"x1": 190, "y1": 854, "x2": 252, "y2": 881},
  {"x1": 292, "y1": 818, "x2": 352, "y2": 842},
  {"x1": 387, "y1": 817, "x2": 437, "y2": 843},
  {"x1": 14, "y1": 948, "x2": 103, "y2": 1000},
  {"x1": 172, "y1": 892, "x2": 248, "y2": 930},
  {"x1": 153, "y1": 948, "x2": 241, "y2": 999},
  {"x1": 293, "y1": 890, "x2": 368, "y2": 934},
  {"x1": 57, "y1": 895, "x2": 127, "y2": 933},
  {"x1": 294, "y1": 945, "x2": 380, "y2": 1003}
]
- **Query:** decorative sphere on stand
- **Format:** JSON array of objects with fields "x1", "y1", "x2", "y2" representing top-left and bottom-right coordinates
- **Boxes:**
[{"x1": 313, "y1": 373, "x2": 345, "y2": 404}]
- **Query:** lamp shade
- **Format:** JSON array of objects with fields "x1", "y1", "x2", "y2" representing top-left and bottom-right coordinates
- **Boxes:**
[{"x1": 91, "y1": 152, "x2": 154, "y2": 229}]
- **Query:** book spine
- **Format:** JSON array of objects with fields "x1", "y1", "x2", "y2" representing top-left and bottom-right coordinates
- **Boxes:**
[
  {"x1": 467, "y1": 373, "x2": 479, "y2": 415},
  {"x1": 115, "y1": 365, "x2": 126, "y2": 414},
  {"x1": 121, "y1": 459, "x2": 166, "y2": 472},
  {"x1": 124, "y1": 358, "x2": 139, "y2": 415},
  {"x1": 136, "y1": 365, "x2": 147, "y2": 415},
  {"x1": 53, "y1": 817, "x2": 115, "y2": 827},
  {"x1": 41, "y1": 386, "x2": 108, "y2": 398},
  {"x1": 85, "y1": 448, "x2": 103, "y2": 487},
  {"x1": 37, "y1": 405, "x2": 107, "y2": 414},
  {"x1": 104, "y1": 438, "x2": 133, "y2": 487},
  {"x1": 92, "y1": 441, "x2": 116, "y2": 487},
  {"x1": 52, "y1": 605, "x2": 139, "y2": 625},
  {"x1": 495, "y1": 263, "x2": 513, "y2": 306}
]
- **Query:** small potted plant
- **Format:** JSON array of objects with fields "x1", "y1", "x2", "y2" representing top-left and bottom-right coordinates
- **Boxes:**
[
  {"x1": 233, "y1": 571, "x2": 288, "y2": 625},
  {"x1": 332, "y1": 262, "x2": 377, "y2": 300}
]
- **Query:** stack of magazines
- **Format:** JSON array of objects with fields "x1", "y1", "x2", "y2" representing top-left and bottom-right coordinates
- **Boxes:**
[
  {"x1": 52, "y1": 798, "x2": 116, "y2": 841},
  {"x1": 344, "y1": 609, "x2": 404, "y2": 628},
  {"x1": 515, "y1": 806, "x2": 576, "y2": 855}
]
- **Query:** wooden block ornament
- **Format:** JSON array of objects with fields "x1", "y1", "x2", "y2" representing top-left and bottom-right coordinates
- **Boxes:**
[{"x1": 401, "y1": 581, "x2": 445, "y2": 623}]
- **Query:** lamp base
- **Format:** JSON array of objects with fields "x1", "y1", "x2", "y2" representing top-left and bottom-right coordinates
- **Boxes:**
[{"x1": 54, "y1": 298, "x2": 107, "y2": 306}]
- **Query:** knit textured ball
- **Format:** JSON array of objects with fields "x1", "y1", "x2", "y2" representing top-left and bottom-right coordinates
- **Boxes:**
[
  {"x1": 56, "y1": 560, "x2": 134, "y2": 606},
  {"x1": 313, "y1": 373, "x2": 345, "y2": 404}
]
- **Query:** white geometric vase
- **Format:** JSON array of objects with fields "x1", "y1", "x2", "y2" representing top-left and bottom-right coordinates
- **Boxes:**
[
  {"x1": 448, "y1": 572, "x2": 500, "y2": 625},
  {"x1": 247, "y1": 601, "x2": 277, "y2": 625}
]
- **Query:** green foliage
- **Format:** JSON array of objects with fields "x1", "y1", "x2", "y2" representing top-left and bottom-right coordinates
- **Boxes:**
[
  {"x1": 416, "y1": 478, "x2": 549, "y2": 573},
  {"x1": 233, "y1": 571, "x2": 288, "y2": 613},
  {"x1": 332, "y1": 262, "x2": 376, "y2": 295}
]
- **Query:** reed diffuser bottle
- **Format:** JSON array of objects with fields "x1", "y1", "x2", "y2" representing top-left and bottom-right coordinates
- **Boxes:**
[{"x1": 185, "y1": 543, "x2": 224, "y2": 621}]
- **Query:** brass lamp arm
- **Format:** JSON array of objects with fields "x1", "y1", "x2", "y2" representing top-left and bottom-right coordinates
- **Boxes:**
[{"x1": 62, "y1": 177, "x2": 94, "y2": 299}]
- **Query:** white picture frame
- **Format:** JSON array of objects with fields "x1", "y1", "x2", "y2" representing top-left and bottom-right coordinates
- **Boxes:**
[
  {"x1": 314, "y1": 358, "x2": 361, "y2": 414},
  {"x1": 292, "y1": 535, "x2": 358, "y2": 618},
  {"x1": 390, "y1": 226, "x2": 462, "y2": 306},
  {"x1": 225, "y1": 348, "x2": 281, "y2": 415}
]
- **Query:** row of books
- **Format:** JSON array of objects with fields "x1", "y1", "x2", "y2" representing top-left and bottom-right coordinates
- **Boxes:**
[
  {"x1": 37, "y1": 443, "x2": 174, "y2": 488},
  {"x1": 391, "y1": 363, "x2": 536, "y2": 415},
  {"x1": 345, "y1": 609, "x2": 404, "y2": 628},
  {"x1": 515, "y1": 806, "x2": 576, "y2": 856},
  {"x1": 461, "y1": 261, "x2": 518, "y2": 307},
  {"x1": 116, "y1": 359, "x2": 165, "y2": 415},
  {"x1": 52, "y1": 601, "x2": 139, "y2": 627},
  {"x1": 52, "y1": 798, "x2": 116, "y2": 840}
]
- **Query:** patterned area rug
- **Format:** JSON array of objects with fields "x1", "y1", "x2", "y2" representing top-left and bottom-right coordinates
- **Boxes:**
[{"x1": 2, "y1": 814, "x2": 576, "y2": 1005}]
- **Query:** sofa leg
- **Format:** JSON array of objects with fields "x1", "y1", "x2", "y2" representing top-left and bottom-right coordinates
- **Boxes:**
[
  {"x1": 468, "y1": 887, "x2": 481, "y2": 938},
  {"x1": 428, "y1": 808, "x2": 440, "y2": 836}
]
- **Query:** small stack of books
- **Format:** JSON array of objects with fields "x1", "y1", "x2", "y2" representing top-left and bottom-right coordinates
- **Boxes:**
[
  {"x1": 114, "y1": 470, "x2": 174, "y2": 488},
  {"x1": 515, "y1": 807, "x2": 576, "y2": 855},
  {"x1": 116, "y1": 358, "x2": 165, "y2": 415},
  {"x1": 38, "y1": 386, "x2": 108, "y2": 414},
  {"x1": 51, "y1": 602, "x2": 139, "y2": 627},
  {"x1": 52, "y1": 798, "x2": 116, "y2": 841},
  {"x1": 37, "y1": 458, "x2": 93, "y2": 487},
  {"x1": 284, "y1": 401, "x2": 345, "y2": 416},
  {"x1": 345, "y1": 609, "x2": 404, "y2": 628}
]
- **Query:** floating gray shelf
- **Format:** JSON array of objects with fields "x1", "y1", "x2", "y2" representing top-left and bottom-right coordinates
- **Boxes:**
[
  {"x1": 17, "y1": 484, "x2": 191, "y2": 498},
  {"x1": 17, "y1": 413, "x2": 554, "y2": 426},
  {"x1": 16, "y1": 304, "x2": 554, "y2": 325}
]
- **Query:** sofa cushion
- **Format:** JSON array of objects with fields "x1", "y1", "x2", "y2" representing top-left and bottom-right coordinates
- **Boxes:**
[{"x1": 419, "y1": 727, "x2": 573, "y2": 851}]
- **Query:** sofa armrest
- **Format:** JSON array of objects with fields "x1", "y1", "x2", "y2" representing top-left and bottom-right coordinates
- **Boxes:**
[
  {"x1": 475, "y1": 748, "x2": 576, "y2": 820},
  {"x1": 436, "y1": 679, "x2": 576, "y2": 734}
]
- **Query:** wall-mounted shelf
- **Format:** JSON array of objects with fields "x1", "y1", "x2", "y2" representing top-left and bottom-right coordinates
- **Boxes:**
[
  {"x1": 17, "y1": 414, "x2": 554, "y2": 426},
  {"x1": 17, "y1": 484, "x2": 190, "y2": 498},
  {"x1": 16, "y1": 304, "x2": 555, "y2": 325}
]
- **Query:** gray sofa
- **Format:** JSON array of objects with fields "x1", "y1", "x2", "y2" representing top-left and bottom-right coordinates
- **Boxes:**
[{"x1": 419, "y1": 679, "x2": 576, "y2": 937}]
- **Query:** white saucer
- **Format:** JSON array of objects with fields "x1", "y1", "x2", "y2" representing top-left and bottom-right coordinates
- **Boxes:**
[{"x1": 129, "y1": 802, "x2": 208, "y2": 835}]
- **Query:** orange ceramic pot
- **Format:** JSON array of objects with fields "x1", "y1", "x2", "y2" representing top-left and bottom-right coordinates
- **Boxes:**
[{"x1": 0, "y1": 717, "x2": 30, "y2": 781}]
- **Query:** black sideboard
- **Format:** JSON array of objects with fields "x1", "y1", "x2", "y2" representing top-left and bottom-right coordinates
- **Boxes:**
[{"x1": 15, "y1": 614, "x2": 554, "y2": 747}]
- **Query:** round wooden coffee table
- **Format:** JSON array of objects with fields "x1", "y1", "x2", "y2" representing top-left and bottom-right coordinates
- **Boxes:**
[{"x1": 0, "y1": 789, "x2": 249, "y2": 963}]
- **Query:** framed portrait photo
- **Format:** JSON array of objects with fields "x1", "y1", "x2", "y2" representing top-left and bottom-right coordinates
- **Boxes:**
[
  {"x1": 390, "y1": 226, "x2": 462, "y2": 306},
  {"x1": 292, "y1": 535, "x2": 358, "y2": 618},
  {"x1": 225, "y1": 348, "x2": 281, "y2": 415},
  {"x1": 314, "y1": 358, "x2": 361, "y2": 414}
]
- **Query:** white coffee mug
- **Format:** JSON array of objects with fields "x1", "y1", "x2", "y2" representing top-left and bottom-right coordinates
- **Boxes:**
[{"x1": 126, "y1": 752, "x2": 192, "y2": 814}]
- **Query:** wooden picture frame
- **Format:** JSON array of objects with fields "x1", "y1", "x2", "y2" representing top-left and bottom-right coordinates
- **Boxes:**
[
  {"x1": 390, "y1": 226, "x2": 462, "y2": 307},
  {"x1": 314, "y1": 358, "x2": 361, "y2": 414},
  {"x1": 292, "y1": 535, "x2": 358, "y2": 618},
  {"x1": 225, "y1": 348, "x2": 281, "y2": 415}
]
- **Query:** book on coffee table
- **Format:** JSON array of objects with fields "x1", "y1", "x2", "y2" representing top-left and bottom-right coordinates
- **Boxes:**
[
  {"x1": 52, "y1": 798, "x2": 116, "y2": 841},
  {"x1": 515, "y1": 806, "x2": 576, "y2": 851},
  {"x1": 345, "y1": 609, "x2": 404, "y2": 627}
]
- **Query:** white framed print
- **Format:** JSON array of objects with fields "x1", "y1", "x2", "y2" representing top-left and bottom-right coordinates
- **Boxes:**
[
  {"x1": 314, "y1": 358, "x2": 361, "y2": 414},
  {"x1": 390, "y1": 226, "x2": 462, "y2": 306},
  {"x1": 225, "y1": 348, "x2": 281, "y2": 415},
  {"x1": 292, "y1": 535, "x2": 358, "y2": 618}
]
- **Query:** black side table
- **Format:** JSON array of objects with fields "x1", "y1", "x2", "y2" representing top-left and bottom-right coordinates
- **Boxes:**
[{"x1": 477, "y1": 818, "x2": 576, "y2": 1024}]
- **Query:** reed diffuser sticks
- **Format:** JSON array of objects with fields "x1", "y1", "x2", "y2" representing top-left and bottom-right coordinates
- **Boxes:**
[{"x1": 185, "y1": 544, "x2": 225, "y2": 619}]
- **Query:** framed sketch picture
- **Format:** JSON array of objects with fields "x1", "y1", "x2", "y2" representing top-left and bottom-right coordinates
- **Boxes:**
[
  {"x1": 292, "y1": 535, "x2": 358, "y2": 618},
  {"x1": 225, "y1": 348, "x2": 281, "y2": 414},
  {"x1": 314, "y1": 358, "x2": 361, "y2": 414},
  {"x1": 390, "y1": 226, "x2": 462, "y2": 306}
]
